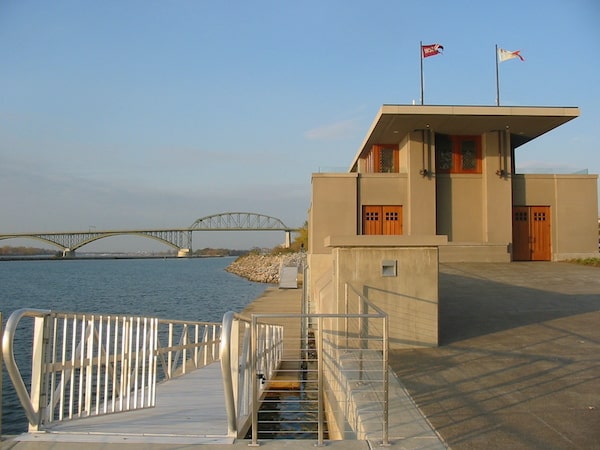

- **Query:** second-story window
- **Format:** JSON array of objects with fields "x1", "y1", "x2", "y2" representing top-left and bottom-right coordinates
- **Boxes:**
[
  {"x1": 366, "y1": 144, "x2": 399, "y2": 173},
  {"x1": 435, "y1": 134, "x2": 482, "y2": 174}
]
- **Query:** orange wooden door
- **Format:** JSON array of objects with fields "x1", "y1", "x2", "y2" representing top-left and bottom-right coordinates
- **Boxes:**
[
  {"x1": 512, "y1": 206, "x2": 551, "y2": 261},
  {"x1": 512, "y1": 207, "x2": 530, "y2": 261},
  {"x1": 362, "y1": 206, "x2": 403, "y2": 235},
  {"x1": 362, "y1": 206, "x2": 382, "y2": 235},
  {"x1": 530, "y1": 206, "x2": 551, "y2": 261},
  {"x1": 383, "y1": 206, "x2": 403, "y2": 235}
]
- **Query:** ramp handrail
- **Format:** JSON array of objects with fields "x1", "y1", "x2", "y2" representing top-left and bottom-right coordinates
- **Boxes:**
[
  {"x1": 2, "y1": 308, "x2": 221, "y2": 431},
  {"x1": 2, "y1": 308, "x2": 51, "y2": 428},
  {"x1": 220, "y1": 311, "x2": 284, "y2": 438}
]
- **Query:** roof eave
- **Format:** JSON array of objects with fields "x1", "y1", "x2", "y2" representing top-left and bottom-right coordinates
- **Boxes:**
[{"x1": 349, "y1": 104, "x2": 580, "y2": 172}]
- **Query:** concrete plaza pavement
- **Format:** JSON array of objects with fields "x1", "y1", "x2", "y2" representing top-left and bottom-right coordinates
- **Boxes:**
[{"x1": 389, "y1": 261, "x2": 600, "y2": 449}]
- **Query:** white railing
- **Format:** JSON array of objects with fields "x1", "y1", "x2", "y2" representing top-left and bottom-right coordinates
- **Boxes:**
[
  {"x1": 220, "y1": 311, "x2": 284, "y2": 438},
  {"x1": 1, "y1": 309, "x2": 221, "y2": 431},
  {"x1": 1, "y1": 311, "x2": 3, "y2": 438}
]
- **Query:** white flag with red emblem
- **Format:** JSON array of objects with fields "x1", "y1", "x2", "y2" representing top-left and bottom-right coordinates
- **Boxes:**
[{"x1": 498, "y1": 48, "x2": 524, "y2": 62}]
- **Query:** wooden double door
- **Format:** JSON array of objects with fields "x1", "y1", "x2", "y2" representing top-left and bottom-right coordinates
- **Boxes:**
[
  {"x1": 512, "y1": 206, "x2": 551, "y2": 261},
  {"x1": 362, "y1": 205, "x2": 403, "y2": 235}
]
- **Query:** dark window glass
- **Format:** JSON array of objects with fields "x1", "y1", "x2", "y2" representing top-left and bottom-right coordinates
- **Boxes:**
[
  {"x1": 380, "y1": 148, "x2": 395, "y2": 173},
  {"x1": 461, "y1": 140, "x2": 477, "y2": 170},
  {"x1": 435, "y1": 134, "x2": 453, "y2": 171}
]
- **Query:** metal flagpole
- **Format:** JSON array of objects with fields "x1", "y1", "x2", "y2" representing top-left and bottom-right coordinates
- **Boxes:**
[
  {"x1": 420, "y1": 41, "x2": 424, "y2": 105},
  {"x1": 495, "y1": 44, "x2": 500, "y2": 106}
]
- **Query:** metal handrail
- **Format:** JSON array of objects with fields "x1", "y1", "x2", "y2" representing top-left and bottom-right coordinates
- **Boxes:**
[
  {"x1": 1, "y1": 311, "x2": 4, "y2": 437},
  {"x1": 247, "y1": 307, "x2": 388, "y2": 446},
  {"x1": 2, "y1": 308, "x2": 51, "y2": 427},
  {"x1": 156, "y1": 318, "x2": 221, "y2": 379},
  {"x1": 2, "y1": 309, "x2": 221, "y2": 431},
  {"x1": 220, "y1": 311, "x2": 284, "y2": 438},
  {"x1": 220, "y1": 311, "x2": 246, "y2": 437}
]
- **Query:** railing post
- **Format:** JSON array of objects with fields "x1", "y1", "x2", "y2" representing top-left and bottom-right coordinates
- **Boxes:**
[
  {"x1": 1, "y1": 311, "x2": 3, "y2": 438},
  {"x1": 29, "y1": 314, "x2": 48, "y2": 431},
  {"x1": 344, "y1": 283, "x2": 349, "y2": 348},
  {"x1": 220, "y1": 312, "x2": 235, "y2": 437},
  {"x1": 358, "y1": 291, "x2": 365, "y2": 383},
  {"x1": 317, "y1": 315, "x2": 324, "y2": 446},
  {"x1": 250, "y1": 315, "x2": 259, "y2": 447},
  {"x1": 167, "y1": 322, "x2": 173, "y2": 378},
  {"x1": 382, "y1": 314, "x2": 389, "y2": 446}
]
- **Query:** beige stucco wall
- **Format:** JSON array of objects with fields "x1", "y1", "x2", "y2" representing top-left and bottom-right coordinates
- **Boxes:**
[
  {"x1": 512, "y1": 174, "x2": 599, "y2": 259},
  {"x1": 436, "y1": 174, "x2": 485, "y2": 241},
  {"x1": 309, "y1": 173, "x2": 358, "y2": 256},
  {"x1": 327, "y1": 236, "x2": 446, "y2": 348},
  {"x1": 358, "y1": 173, "x2": 408, "y2": 206},
  {"x1": 436, "y1": 131, "x2": 513, "y2": 246},
  {"x1": 406, "y1": 131, "x2": 437, "y2": 235},
  {"x1": 482, "y1": 132, "x2": 514, "y2": 243}
]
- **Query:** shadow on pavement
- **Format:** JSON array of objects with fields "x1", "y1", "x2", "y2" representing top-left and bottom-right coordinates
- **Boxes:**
[{"x1": 389, "y1": 262, "x2": 600, "y2": 449}]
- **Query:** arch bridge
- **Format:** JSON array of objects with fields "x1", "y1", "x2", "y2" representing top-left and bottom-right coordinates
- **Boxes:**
[{"x1": 0, "y1": 212, "x2": 297, "y2": 257}]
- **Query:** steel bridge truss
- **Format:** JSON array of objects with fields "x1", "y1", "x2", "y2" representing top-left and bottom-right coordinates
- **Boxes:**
[
  {"x1": 1, "y1": 212, "x2": 296, "y2": 255},
  {"x1": 190, "y1": 212, "x2": 292, "y2": 231},
  {"x1": 1, "y1": 229, "x2": 193, "y2": 253}
]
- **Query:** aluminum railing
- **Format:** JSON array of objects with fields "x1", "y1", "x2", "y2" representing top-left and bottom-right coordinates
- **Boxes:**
[
  {"x1": 1, "y1": 311, "x2": 3, "y2": 438},
  {"x1": 1, "y1": 309, "x2": 221, "y2": 431},
  {"x1": 246, "y1": 308, "x2": 388, "y2": 445},
  {"x1": 219, "y1": 277, "x2": 388, "y2": 446},
  {"x1": 220, "y1": 311, "x2": 284, "y2": 439}
]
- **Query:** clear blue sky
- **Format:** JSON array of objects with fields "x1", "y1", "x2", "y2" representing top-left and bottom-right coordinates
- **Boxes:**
[{"x1": 1, "y1": 0, "x2": 598, "y2": 251}]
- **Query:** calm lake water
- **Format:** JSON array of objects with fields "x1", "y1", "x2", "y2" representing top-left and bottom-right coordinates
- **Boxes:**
[{"x1": 0, "y1": 257, "x2": 268, "y2": 435}]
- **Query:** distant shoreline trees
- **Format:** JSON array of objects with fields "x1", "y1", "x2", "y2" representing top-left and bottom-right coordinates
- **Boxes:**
[{"x1": 0, "y1": 245, "x2": 58, "y2": 256}]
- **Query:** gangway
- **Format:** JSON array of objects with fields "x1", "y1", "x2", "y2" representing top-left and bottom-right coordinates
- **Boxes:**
[
  {"x1": 1, "y1": 308, "x2": 284, "y2": 444},
  {"x1": 13, "y1": 362, "x2": 232, "y2": 445}
]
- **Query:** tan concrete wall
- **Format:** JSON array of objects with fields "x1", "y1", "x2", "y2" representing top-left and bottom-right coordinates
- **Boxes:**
[
  {"x1": 309, "y1": 173, "x2": 358, "y2": 256},
  {"x1": 329, "y1": 240, "x2": 443, "y2": 348},
  {"x1": 436, "y1": 174, "x2": 485, "y2": 241},
  {"x1": 512, "y1": 174, "x2": 599, "y2": 259},
  {"x1": 435, "y1": 131, "x2": 513, "y2": 251},
  {"x1": 407, "y1": 131, "x2": 437, "y2": 235},
  {"x1": 439, "y1": 243, "x2": 511, "y2": 262},
  {"x1": 482, "y1": 132, "x2": 513, "y2": 244},
  {"x1": 357, "y1": 174, "x2": 408, "y2": 211}
]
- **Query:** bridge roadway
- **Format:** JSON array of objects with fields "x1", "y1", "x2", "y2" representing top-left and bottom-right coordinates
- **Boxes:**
[
  {"x1": 0, "y1": 212, "x2": 298, "y2": 257},
  {"x1": 3, "y1": 287, "x2": 446, "y2": 450}
]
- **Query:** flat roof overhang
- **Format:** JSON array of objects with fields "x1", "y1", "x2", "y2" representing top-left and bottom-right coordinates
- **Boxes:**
[{"x1": 350, "y1": 104, "x2": 579, "y2": 171}]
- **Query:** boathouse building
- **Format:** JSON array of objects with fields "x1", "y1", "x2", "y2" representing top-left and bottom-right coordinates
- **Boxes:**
[{"x1": 307, "y1": 104, "x2": 598, "y2": 348}]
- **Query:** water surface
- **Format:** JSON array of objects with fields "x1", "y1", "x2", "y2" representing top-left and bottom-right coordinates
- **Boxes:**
[{"x1": 0, "y1": 257, "x2": 268, "y2": 434}]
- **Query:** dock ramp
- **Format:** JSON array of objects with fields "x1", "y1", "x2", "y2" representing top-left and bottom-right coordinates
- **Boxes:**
[{"x1": 11, "y1": 362, "x2": 233, "y2": 445}]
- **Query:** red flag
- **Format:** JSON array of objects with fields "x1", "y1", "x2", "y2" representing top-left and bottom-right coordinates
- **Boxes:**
[{"x1": 422, "y1": 43, "x2": 444, "y2": 58}]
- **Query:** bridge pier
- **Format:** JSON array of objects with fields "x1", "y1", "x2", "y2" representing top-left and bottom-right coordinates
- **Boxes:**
[
  {"x1": 62, "y1": 249, "x2": 75, "y2": 258},
  {"x1": 284, "y1": 231, "x2": 291, "y2": 248},
  {"x1": 177, "y1": 248, "x2": 191, "y2": 258}
]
